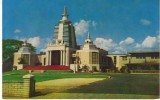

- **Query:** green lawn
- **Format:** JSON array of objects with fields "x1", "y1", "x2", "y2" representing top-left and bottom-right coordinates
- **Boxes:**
[
  {"x1": 3, "y1": 70, "x2": 108, "y2": 82},
  {"x1": 3, "y1": 70, "x2": 160, "y2": 99},
  {"x1": 61, "y1": 73, "x2": 159, "y2": 99}
]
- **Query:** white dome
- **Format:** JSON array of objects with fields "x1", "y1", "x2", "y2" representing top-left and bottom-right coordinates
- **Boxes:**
[
  {"x1": 18, "y1": 40, "x2": 32, "y2": 53},
  {"x1": 18, "y1": 47, "x2": 32, "y2": 53}
]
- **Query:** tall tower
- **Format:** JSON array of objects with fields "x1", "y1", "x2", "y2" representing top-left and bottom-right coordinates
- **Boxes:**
[
  {"x1": 45, "y1": 6, "x2": 77, "y2": 66},
  {"x1": 52, "y1": 6, "x2": 77, "y2": 48}
]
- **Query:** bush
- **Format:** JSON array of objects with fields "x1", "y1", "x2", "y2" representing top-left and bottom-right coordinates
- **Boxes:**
[
  {"x1": 127, "y1": 63, "x2": 159, "y2": 70},
  {"x1": 120, "y1": 66, "x2": 131, "y2": 73},
  {"x1": 130, "y1": 70, "x2": 159, "y2": 73}
]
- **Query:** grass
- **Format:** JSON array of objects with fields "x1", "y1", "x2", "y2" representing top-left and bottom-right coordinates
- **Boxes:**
[
  {"x1": 3, "y1": 70, "x2": 108, "y2": 82},
  {"x1": 32, "y1": 93, "x2": 158, "y2": 99},
  {"x1": 3, "y1": 70, "x2": 28, "y2": 81},
  {"x1": 3, "y1": 70, "x2": 160, "y2": 99},
  {"x1": 63, "y1": 73, "x2": 159, "y2": 95},
  {"x1": 35, "y1": 73, "x2": 159, "y2": 99}
]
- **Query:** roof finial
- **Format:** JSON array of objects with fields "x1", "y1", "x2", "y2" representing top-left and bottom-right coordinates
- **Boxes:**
[
  {"x1": 22, "y1": 39, "x2": 28, "y2": 47},
  {"x1": 85, "y1": 32, "x2": 93, "y2": 44},
  {"x1": 61, "y1": 6, "x2": 68, "y2": 20},
  {"x1": 87, "y1": 32, "x2": 91, "y2": 39}
]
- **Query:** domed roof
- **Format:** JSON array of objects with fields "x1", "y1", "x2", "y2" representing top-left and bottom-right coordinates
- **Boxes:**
[
  {"x1": 82, "y1": 32, "x2": 97, "y2": 50},
  {"x1": 18, "y1": 47, "x2": 32, "y2": 53},
  {"x1": 83, "y1": 44, "x2": 97, "y2": 50},
  {"x1": 18, "y1": 40, "x2": 32, "y2": 53}
]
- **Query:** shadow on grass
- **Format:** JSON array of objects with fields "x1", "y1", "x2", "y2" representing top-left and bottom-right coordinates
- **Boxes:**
[
  {"x1": 61, "y1": 74, "x2": 159, "y2": 95},
  {"x1": 34, "y1": 90, "x2": 53, "y2": 96}
]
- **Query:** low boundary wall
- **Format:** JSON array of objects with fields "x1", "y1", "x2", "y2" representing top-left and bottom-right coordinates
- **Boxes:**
[{"x1": 3, "y1": 74, "x2": 35, "y2": 98}]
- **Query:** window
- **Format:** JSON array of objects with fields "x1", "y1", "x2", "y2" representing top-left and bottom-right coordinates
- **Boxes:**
[
  {"x1": 151, "y1": 55, "x2": 159, "y2": 59},
  {"x1": 136, "y1": 55, "x2": 145, "y2": 59},
  {"x1": 155, "y1": 56, "x2": 159, "y2": 59},
  {"x1": 92, "y1": 52, "x2": 98, "y2": 64},
  {"x1": 63, "y1": 32, "x2": 69, "y2": 36},
  {"x1": 63, "y1": 28, "x2": 69, "y2": 32},
  {"x1": 122, "y1": 56, "x2": 127, "y2": 60},
  {"x1": 22, "y1": 54, "x2": 29, "y2": 64},
  {"x1": 63, "y1": 24, "x2": 68, "y2": 28},
  {"x1": 113, "y1": 56, "x2": 117, "y2": 64}
]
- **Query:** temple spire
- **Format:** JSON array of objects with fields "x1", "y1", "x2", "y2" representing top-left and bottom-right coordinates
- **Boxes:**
[
  {"x1": 85, "y1": 32, "x2": 93, "y2": 44},
  {"x1": 61, "y1": 6, "x2": 68, "y2": 20},
  {"x1": 87, "y1": 32, "x2": 91, "y2": 39}
]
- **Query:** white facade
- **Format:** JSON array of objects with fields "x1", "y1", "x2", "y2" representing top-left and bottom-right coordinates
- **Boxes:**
[
  {"x1": 45, "y1": 6, "x2": 77, "y2": 66},
  {"x1": 70, "y1": 32, "x2": 108, "y2": 72},
  {"x1": 13, "y1": 41, "x2": 36, "y2": 70}
]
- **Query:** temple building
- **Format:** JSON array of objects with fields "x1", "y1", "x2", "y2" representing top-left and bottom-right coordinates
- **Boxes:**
[
  {"x1": 12, "y1": 6, "x2": 159, "y2": 72},
  {"x1": 13, "y1": 40, "x2": 37, "y2": 70},
  {"x1": 70, "y1": 32, "x2": 109, "y2": 71},
  {"x1": 39, "y1": 6, "x2": 110, "y2": 71},
  {"x1": 44, "y1": 6, "x2": 77, "y2": 66}
]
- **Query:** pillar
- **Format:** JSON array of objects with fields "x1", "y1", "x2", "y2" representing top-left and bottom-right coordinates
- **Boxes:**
[
  {"x1": 49, "y1": 51, "x2": 52, "y2": 65},
  {"x1": 66, "y1": 49, "x2": 70, "y2": 66},
  {"x1": 48, "y1": 51, "x2": 50, "y2": 65},
  {"x1": 63, "y1": 50, "x2": 66, "y2": 65},
  {"x1": 60, "y1": 50, "x2": 63, "y2": 65},
  {"x1": 23, "y1": 74, "x2": 35, "y2": 98},
  {"x1": 46, "y1": 51, "x2": 49, "y2": 66},
  {"x1": 29, "y1": 54, "x2": 31, "y2": 65}
]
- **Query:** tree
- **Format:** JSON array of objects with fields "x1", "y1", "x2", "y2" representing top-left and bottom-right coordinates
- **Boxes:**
[
  {"x1": 40, "y1": 52, "x2": 45, "y2": 55},
  {"x1": 3, "y1": 39, "x2": 36, "y2": 61}
]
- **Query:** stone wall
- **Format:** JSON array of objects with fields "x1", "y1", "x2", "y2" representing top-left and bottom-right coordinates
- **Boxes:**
[
  {"x1": 3, "y1": 81, "x2": 23, "y2": 97},
  {"x1": 3, "y1": 74, "x2": 35, "y2": 98}
]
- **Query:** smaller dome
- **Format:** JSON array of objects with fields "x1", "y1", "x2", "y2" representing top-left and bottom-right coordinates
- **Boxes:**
[
  {"x1": 18, "y1": 40, "x2": 32, "y2": 53},
  {"x1": 18, "y1": 47, "x2": 32, "y2": 53},
  {"x1": 82, "y1": 32, "x2": 97, "y2": 50}
]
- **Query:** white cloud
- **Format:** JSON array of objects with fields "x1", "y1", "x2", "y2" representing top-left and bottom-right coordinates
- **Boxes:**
[
  {"x1": 156, "y1": 34, "x2": 160, "y2": 43},
  {"x1": 119, "y1": 37, "x2": 134, "y2": 46},
  {"x1": 74, "y1": 20, "x2": 96, "y2": 36},
  {"x1": 94, "y1": 38, "x2": 117, "y2": 51},
  {"x1": 14, "y1": 29, "x2": 21, "y2": 33},
  {"x1": 111, "y1": 51, "x2": 122, "y2": 54},
  {"x1": 94, "y1": 37, "x2": 128, "y2": 54},
  {"x1": 92, "y1": 21, "x2": 96, "y2": 28},
  {"x1": 95, "y1": 34, "x2": 159, "y2": 54},
  {"x1": 18, "y1": 36, "x2": 50, "y2": 53},
  {"x1": 20, "y1": 37, "x2": 41, "y2": 47},
  {"x1": 140, "y1": 19, "x2": 151, "y2": 25},
  {"x1": 115, "y1": 46, "x2": 126, "y2": 52},
  {"x1": 141, "y1": 36, "x2": 156, "y2": 48},
  {"x1": 135, "y1": 35, "x2": 159, "y2": 49},
  {"x1": 28, "y1": 37, "x2": 42, "y2": 47},
  {"x1": 135, "y1": 43, "x2": 141, "y2": 48}
]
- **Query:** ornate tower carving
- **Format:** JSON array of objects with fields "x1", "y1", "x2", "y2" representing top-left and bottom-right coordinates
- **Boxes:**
[{"x1": 52, "y1": 6, "x2": 77, "y2": 48}]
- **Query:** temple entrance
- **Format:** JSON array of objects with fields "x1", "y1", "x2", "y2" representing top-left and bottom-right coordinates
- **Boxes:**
[{"x1": 51, "y1": 50, "x2": 60, "y2": 65}]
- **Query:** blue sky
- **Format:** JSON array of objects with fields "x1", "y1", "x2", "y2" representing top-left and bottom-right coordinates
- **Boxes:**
[{"x1": 3, "y1": 0, "x2": 159, "y2": 53}]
